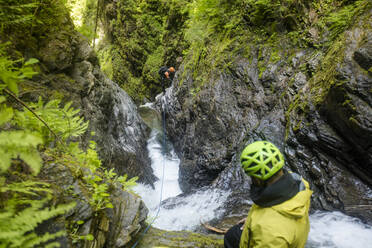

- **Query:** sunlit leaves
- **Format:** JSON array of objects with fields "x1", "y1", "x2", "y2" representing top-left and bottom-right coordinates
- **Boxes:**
[
  {"x1": 0, "y1": 131, "x2": 43, "y2": 174},
  {"x1": 0, "y1": 44, "x2": 39, "y2": 96},
  {"x1": 0, "y1": 105, "x2": 13, "y2": 125},
  {"x1": 14, "y1": 98, "x2": 89, "y2": 143}
]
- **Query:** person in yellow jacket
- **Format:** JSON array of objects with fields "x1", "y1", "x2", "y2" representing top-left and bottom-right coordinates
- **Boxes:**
[{"x1": 224, "y1": 141, "x2": 312, "y2": 248}]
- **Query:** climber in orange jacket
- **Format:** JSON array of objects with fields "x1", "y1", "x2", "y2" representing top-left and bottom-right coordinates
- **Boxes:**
[{"x1": 158, "y1": 66, "x2": 175, "y2": 92}]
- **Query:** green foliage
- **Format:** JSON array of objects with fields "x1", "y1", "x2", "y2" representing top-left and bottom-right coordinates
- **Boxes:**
[
  {"x1": 181, "y1": 0, "x2": 371, "y2": 93},
  {"x1": 67, "y1": 220, "x2": 94, "y2": 243},
  {"x1": 0, "y1": 0, "x2": 71, "y2": 46},
  {"x1": 46, "y1": 124, "x2": 138, "y2": 213},
  {"x1": 97, "y1": 45, "x2": 114, "y2": 79},
  {"x1": 48, "y1": 140, "x2": 138, "y2": 212},
  {"x1": 109, "y1": 0, "x2": 166, "y2": 102},
  {"x1": 285, "y1": 5, "x2": 371, "y2": 138},
  {"x1": 0, "y1": 184, "x2": 75, "y2": 248},
  {"x1": 242, "y1": 0, "x2": 308, "y2": 30},
  {"x1": 0, "y1": 43, "x2": 137, "y2": 246},
  {"x1": 98, "y1": 0, "x2": 191, "y2": 103},
  {"x1": 0, "y1": 43, "x2": 44, "y2": 175},
  {"x1": 0, "y1": 43, "x2": 76, "y2": 247},
  {"x1": 0, "y1": 131, "x2": 43, "y2": 175},
  {"x1": 14, "y1": 98, "x2": 89, "y2": 143},
  {"x1": 0, "y1": 0, "x2": 40, "y2": 27},
  {"x1": 0, "y1": 43, "x2": 39, "y2": 96}
]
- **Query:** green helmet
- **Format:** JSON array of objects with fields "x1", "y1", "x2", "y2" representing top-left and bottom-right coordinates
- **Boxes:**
[{"x1": 240, "y1": 141, "x2": 284, "y2": 180}]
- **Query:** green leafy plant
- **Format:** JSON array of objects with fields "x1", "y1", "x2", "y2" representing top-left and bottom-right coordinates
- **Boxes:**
[
  {"x1": 49, "y1": 140, "x2": 138, "y2": 212},
  {"x1": 0, "y1": 41, "x2": 138, "y2": 245},
  {"x1": 0, "y1": 43, "x2": 76, "y2": 248},
  {"x1": 0, "y1": 182, "x2": 75, "y2": 248},
  {"x1": 0, "y1": 0, "x2": 39, "y2": 27},
  {"x1": 67, "y1": 220, "x2": 94, "y2": 244},
  {"x1": 14, "y1": 98, "x2": 89, "y2": 143},
  {"x1": 0, "y1": 43, "x2": 38, "y2": 96},
  {"x1": 0, "y1": 0, "x2": 70, "y2": 45}
]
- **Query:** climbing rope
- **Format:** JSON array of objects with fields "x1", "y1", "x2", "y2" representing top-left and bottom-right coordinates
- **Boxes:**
[{"x1": 131, "y1": 86, "x2": 167, "y2": 248}]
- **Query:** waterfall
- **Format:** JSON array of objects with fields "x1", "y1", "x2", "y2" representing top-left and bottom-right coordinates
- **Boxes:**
[
  {"x1": 134, "y1": 128, "x2": 372, "y2": 247},
  {"x1": 133, "y1": 130, "x2": 229, "y2": 230}
]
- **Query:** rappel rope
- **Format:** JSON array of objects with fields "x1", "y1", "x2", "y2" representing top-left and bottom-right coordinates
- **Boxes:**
[{"x1": 131, "y1": 79, "x2": 168, "y2": 248}]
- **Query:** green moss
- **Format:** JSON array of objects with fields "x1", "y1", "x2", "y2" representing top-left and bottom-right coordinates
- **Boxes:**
[
  {"x1": 342, "y1": 99, "x2": 357, "y2": 111},
  {"x1": 0, "y1": 0, "x2": 73, "y2": 51},
  {"x1": 323, "y1": 0, "x2": 371, "y2": 41},
  {"x1": 133, "y1": 227, "x2": 223, "y2": 248},
  {"x1": 284, "y1": 8, "x2": 372, "y2": 139}
]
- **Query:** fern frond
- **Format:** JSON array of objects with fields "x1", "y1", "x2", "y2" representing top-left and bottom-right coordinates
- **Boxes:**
[
  {"x1": 15, "y1": 98, "x2": 89, "y2": 142},
  {"x1": 19, "y1": 230, "x2": 64, "y2": 248},
  {"x1": 0, "y1": 181, "x2": 51, "y2": 195},
  {"x1": 0, "y1": 130, "x2": 43, "y2": 174},
  {"x1": 0, "y1": 198, "x2": 75, "y2": 247}
]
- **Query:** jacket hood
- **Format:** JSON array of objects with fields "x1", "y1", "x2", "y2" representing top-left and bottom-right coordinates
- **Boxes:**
[
  {"x1": 271, "y1": 180, "x2": 312, "y2": 219},
  {"x1": 251, "y1": 170, "x2": 304, "y2": 207}
]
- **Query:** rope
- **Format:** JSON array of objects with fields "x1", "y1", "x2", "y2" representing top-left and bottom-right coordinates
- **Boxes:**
[{"x1": 131, "y1": 89, "x2": 167, "y2": 248}]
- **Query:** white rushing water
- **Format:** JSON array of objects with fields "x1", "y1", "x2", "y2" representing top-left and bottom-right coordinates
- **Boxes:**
[
  {"x1": 134, "y1": 129, "x2": 372, "y2": 247},
  {"x1": 307, "y1": 211, "x2": 372, "y2": 248},
  {"x1": 133, "y1": 130, "x2": 229, "y2": 230},
  {"x1": 134, "y1": 130, "x2": 182, "y2": 206}
]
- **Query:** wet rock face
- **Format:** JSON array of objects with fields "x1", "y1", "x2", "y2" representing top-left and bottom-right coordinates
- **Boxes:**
[
  {"x1": 24, "y1": 18, "x2": 154, "y2": 247},
  {"x1": 161, "y1": 56, "x2": 291, "y2": 194},
  {"x1": 321, "y1": 31, "x2": 372, "y2": 185},
  {"x1": 34, "y1": 30, "x2": 155, "y2": 185},
  {"x1": 161, "y1": 64, "x2": 261, "y2": 192},
  {"x1": 160, "y1": 13, "x2": 372, "y2": 222}
]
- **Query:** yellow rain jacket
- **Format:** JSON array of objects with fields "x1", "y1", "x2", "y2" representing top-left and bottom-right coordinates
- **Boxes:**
[{"x1": 239, "y1": 179, "x2": 312, "y2": 248}]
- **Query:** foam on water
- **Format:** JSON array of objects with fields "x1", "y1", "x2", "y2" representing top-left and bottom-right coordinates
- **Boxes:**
[
  {"x1": 152, "y1": 188, "x2": 229, "y2": 231},
  {"x1": 133, "y1": 130, "x2": 229, "y2": 230},
  {"x1": 307, "y1": 211, "x2": 372, "y2": 248}
]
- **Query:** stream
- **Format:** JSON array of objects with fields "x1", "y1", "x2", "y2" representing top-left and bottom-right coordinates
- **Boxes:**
[{"x1": 134, "y1": 129, "x2": 372, "y2": 247}]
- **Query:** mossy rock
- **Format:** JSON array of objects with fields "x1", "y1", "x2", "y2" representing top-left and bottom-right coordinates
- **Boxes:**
[{"x1": 133, "y1": 227, "x2": 224, "y2": 248}]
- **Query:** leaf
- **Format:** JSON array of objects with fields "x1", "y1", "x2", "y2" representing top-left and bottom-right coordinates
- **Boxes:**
[
  {"x1": 0, "y1": 96, "x2": 6, "y2": 103},
  {"x1": 0, "y1": 150, "x2": 12, "y2": 173},
  {"x1": 19, "y1": 151, "x2": 43, "y2": 175},
  {"x1": 0, "y1": 106, "x2": 13, "y2": 125},
  {"x1": 84, "y1": 234, "x2": 94, "y2": 241},
  {"x1": 19, "y1": 66, "x2": 38, "y2": 79},
  {"x1": 6, "y1": 78, "x2": 18, "y2": 96},
  {"x1": 24, "y1": 58, "x2": 39, "y2": 66},
  {"x1": 0, "y1": 131, "x2": 43, "y2": 174}
]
